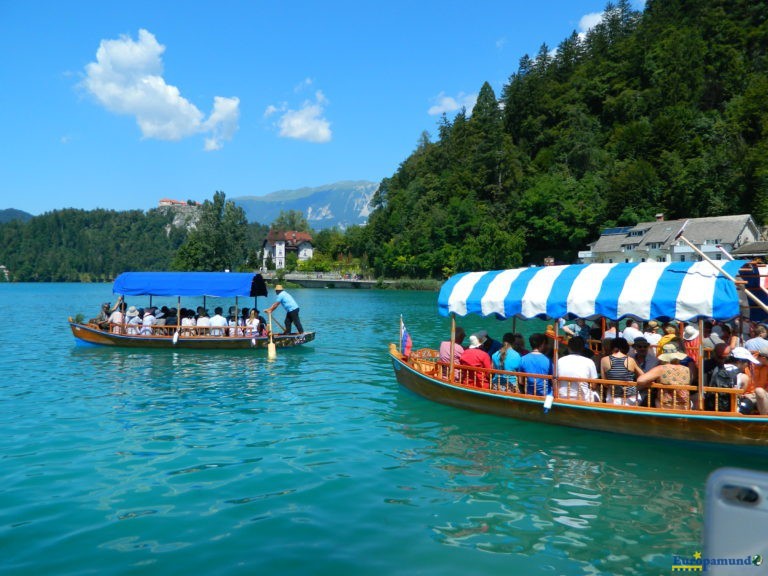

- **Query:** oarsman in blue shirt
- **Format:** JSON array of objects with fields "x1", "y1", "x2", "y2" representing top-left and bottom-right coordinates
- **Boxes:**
[{"x1": 265, "y1": 284, "x2": 305, "y2": 334}]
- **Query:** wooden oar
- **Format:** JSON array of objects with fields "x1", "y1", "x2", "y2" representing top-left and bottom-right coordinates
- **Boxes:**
[{"x1": 267, "y1": 312, "x2": 276, "y2": 359}]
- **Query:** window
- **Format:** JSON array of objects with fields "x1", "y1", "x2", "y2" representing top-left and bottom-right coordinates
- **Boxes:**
[{"x1": 680, "y1": 255, "x2": 686, "y2": 262}]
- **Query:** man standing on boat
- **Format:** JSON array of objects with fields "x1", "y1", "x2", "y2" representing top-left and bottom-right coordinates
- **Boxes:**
[{"x1": 265, "y1": 285, "x2": 304, "y2": 334}]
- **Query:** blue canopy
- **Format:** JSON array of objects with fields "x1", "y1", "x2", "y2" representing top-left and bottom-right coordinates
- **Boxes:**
[
  {"x1": 438, "y1": 261, "x2": 751, "y2": 322},
  {"x1": 113, "y1": 272, "x2": 266, "y2": 298}
]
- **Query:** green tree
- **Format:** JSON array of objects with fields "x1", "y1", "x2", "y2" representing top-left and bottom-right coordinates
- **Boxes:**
[
  {"x1": 172, "y1": 191, "x2": 248, "y2": 271},
  {"x1": 271, "y1": 210, "x2": 311, "y2": 232}
]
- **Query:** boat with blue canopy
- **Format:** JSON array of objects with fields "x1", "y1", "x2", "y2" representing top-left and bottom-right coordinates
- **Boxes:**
[
  {"x1": 69, "y1": 271, "x2": 315, "y2": 350},
  {"x1": 390, "y1": 258, "x2": 768, "y2": 449}
]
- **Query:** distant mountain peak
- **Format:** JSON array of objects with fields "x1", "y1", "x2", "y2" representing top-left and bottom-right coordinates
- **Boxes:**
[{"x1": 232, "y1": 180, "x2": 378, "y2": 230}]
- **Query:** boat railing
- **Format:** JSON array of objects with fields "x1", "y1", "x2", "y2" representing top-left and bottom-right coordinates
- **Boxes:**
[
  {"x1": 97, "y1": 321, "x2": 264, "y2": 338},
  {"x1": 403, "y1": 348, "x2": 751, "y2": 415}
]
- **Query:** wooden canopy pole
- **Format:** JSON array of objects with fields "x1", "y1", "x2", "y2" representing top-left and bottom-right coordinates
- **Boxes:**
[{"x1": 449, "y1": 314, "x2": 456, "y2": 381}]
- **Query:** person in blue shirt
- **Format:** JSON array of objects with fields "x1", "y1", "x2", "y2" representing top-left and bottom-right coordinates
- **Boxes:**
[
  {"x1": 265, "y1": 284, "x2": 305, "y2": 334},
  {"x1": 520, "y1": 333, "x2": 552, "y2": 396}
]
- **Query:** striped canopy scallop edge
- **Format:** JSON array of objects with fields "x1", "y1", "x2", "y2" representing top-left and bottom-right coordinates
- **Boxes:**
[{"x1": 437, "y1": 260, "x2": 750, "y2": 322}]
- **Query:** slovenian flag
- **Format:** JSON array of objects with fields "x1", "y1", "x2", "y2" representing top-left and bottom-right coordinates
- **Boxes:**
[{"x1": 400, "y1": 316, "x2": 412, "y2": 357}]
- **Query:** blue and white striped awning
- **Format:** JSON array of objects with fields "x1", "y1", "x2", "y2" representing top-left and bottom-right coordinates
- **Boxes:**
[{"x1": 438, "y1": 261, "x2": 750, "y2": 322}]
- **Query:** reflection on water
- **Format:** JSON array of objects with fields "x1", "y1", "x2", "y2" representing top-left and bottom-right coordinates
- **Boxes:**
[{"x1": 388, "y1": 390, "x2": 768, "y2": 573}]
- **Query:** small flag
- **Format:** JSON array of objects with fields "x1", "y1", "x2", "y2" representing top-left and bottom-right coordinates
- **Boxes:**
[{"x1": 400, "y1": 316, "x2": 412, "y2": 357}]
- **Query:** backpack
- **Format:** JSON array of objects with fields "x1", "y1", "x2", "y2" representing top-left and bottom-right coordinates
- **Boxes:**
[{"x1": 704, "y1": 365, "x2": 737, "y2": 412}]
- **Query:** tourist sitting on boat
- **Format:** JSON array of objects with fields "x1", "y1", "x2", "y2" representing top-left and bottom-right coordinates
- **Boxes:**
[
  {"x1": 210, "y1": 307, "x2": 227, "y2": 336},
  {"x1": 478, "y1": 330, "x2": 502, "y2": 356},
  {"x1": 642, "y1": 320, "x2": 662, "y2": 350},
  {"x1": 107, "y1": 300, "x2": 125, "y2": 334},
  {"x1": 719, "y1": 323, "x2": 740, "y2": 350},
  {"x1": 619, "y1": 319, "x2": 643, "y2": 345},
  {"x1": 562, "y1": 318, "x2": 589, "y2": 340},
  {"x1": 603, "y1": 321, "x2": 617, "y2": 339},
  {"x1": 682, "y1": 325, "x2": 702, "y2": 364},
  {"x1": 140, "y1": 307, "x2": 157, "y2": 335},
  {"x1": 703, "y1": 343, "x2": 738, "y2": 411},
  {"x1": 636, "y1": 344, "x2": 692, "y2": 410},
  {"x1": 520, "y1": 333, "x2": 552, "y2": 396},
  {"x1": 745, "y1": 324, "x2": 768, "y2": 352},
  {"x1": 491, "y1": 333, "x2": 522, "y2": 392},
  {"x1": 459, "y1": 334, "x2": 492, "y2": 388},
  {"x1": 745, "y1": 346, "x2": 768, "y2": 415},
  {"x1": 630, "y1": 337, "x2": 659, "y2": 371},
  {"x1": 164, "y1": 308, "x2": 178, "y2": 330},
  {"x1": 728, "y1": 346, "x2": 761, "y2": 414},
  {"x1": 181, "y1": 309, "x2": 196, "y2": 335},
  {"x1": 245, "y1": 309, "x2": 261, "y2": 337},
  {"x1": 601, "y1": 337, "x2": 644, "y2": 405},
  {"x1": 125, "y1": 306, "x2": 141, "y2": 334},
  {"x1": 512, "y1": 333, "x2": 529, "y2": 356},
  {"x1": 265, "y1": 285, "x2": 304, "y2": 334},
  {"x1": 557, "y1": 336, "x2": 598, "y2": 401},
  {"x1": 196, "y1": 308, "x2": 211, "y2": 334},
  {"x1": 439, "y1": 326, "x2": 466, "y2": 380},
  {"x1": 90, "y1": 301, "x2": 118, "y2": 330},
  {"x1": 656, "y1": 322, "x2": 679, "y2": 356},
  {"x1": 701, "y1": 320, "x2": 723, "y2": 350}
]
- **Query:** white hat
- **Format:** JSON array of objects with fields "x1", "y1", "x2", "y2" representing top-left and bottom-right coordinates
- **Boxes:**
[
  {"x1": 468, "y1": 335, "x2": 481, "y2": 349},
  {"x1": 683, "y1": 326, "x2": 700, "y2": 341},
  {"x1": 126, "y1": 306, "x2": 139, "y2": 318},
  {"x1": 731, "y1": 346, "x2": 759, "y2": 364}
]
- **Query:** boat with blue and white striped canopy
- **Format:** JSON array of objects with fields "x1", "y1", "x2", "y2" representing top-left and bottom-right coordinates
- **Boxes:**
[
  {"x1": 390, "y1": 259, "x2": 768, "y2": 451},
  {"x1": 438, "y1": 260, "x2": 748, "y2": 323}
]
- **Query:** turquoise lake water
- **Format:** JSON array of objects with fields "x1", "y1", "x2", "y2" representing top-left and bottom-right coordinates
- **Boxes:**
[{"x1": 2, "y1": 283, "x2": 768, "y2": 575}]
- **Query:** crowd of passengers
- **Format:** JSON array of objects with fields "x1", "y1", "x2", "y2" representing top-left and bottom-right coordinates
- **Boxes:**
[
  {"x1": 437, "y1": 318, "x2": 768, "y2": 415},
  {"x1": 89, "y1": 299, "x2": 268, "y2": 337}
]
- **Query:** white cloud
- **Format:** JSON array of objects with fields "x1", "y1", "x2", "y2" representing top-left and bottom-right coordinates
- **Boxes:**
[
  {"x1": 271, "y1": 90, "x2": 332, "y2": 143},
  {"x1": 578, "y1": 12, "x2": 604, "y2": 40},
  {"x1": 82, "y1": 29, "x2": 239, "y2": 150},
  {"x1": 495, "y1": 37, "x2": 507, "y2": 50},
  {"x1": 428, "y1": 91, "x2": 478, "y2": 116}
]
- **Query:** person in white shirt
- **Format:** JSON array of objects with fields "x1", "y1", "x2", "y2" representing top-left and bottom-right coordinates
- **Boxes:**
[
  {"x1": 557, "y1": 337, "x2": 598, "y2": 401},
  {"x1": 209, "y1": 306, "x2": 227, "y2": 336},
  {"x1": 643, "y1": 320, "x2": 662, "y2": 347},
  {"x1": 620, "y1": 319, "x2": 643, "y2": 345},
  {"x1": 140, "y1": 307, "x2": 156, "y2": 335},
  {"x1": 196, "y1": 308, "x2": 211, "y2": 335}
]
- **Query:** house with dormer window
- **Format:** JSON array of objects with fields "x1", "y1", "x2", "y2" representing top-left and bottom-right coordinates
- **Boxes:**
[
  {"x1": 262, "y1": 230, "x2": 314, "y2": 270},
  {"x1": 578, "y1": 214, "x2": 760, "y2": 264}
]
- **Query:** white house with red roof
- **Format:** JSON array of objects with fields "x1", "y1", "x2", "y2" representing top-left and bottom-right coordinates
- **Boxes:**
[{"x1": 262, "y1": 230, "x2": 314, "y2": 269}]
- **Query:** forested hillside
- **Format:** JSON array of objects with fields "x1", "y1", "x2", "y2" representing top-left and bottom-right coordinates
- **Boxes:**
[
  {"x1": 359, "y1": 0, "x2": 768, "y2": 277},
  {"x1": 0, "y1": 209, "x2": 188, "y2": 281}
]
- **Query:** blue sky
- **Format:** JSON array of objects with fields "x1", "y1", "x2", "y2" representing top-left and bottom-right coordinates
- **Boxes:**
[{"x1": 1, "y1": 1, "x2": 645, "y2": 215}]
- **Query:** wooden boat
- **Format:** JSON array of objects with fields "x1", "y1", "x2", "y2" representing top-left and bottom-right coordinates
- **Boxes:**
[
  {"x1": 69, "y1": 271, "x2": 315, "y2": 350},
  {"x1": 390, "y1": 257, "x2": 768, "y2": 449}
]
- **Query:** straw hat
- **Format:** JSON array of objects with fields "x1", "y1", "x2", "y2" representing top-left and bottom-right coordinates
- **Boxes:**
[
  {"x1": 126, "y1": 306, "x2": 139, "y2": 318},
  {"x1": 275, "y1": 284, "x2": 284, "y2": 292},
  {"x1": 658, "y1": 343, "x2": 687, "y2": 362}
]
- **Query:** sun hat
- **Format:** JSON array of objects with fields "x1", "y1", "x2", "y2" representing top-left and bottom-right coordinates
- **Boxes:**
[
  {"x1": 646, "y1": 320, "x2": 659, "y2": 329},
  {"x1": 468, "y1": 335, "x2": 481, "y2": 349},
  {"x1": 731, "y1": 346, "x2": 759, "y2": 365},
  {"x1": 683, "y1": 326, "x2": 700, "y2": 341},
  {"x1": 126, "y1": 306, "x2": 139, "y2": 318},
  {"x1": 658, "y1": 343, "x2": 687, "y2": 362},
  {"x1": 275, "y1": 284, "x2": 284, "y2": 292}
]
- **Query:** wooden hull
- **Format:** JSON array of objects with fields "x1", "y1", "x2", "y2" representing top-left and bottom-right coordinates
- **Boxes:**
[
  {"x1": 391, "y1": 352, "x2": 768, "y2": 449},
  {"x1": 70, "y1": 322, "x2": 314, "y2": 350}
]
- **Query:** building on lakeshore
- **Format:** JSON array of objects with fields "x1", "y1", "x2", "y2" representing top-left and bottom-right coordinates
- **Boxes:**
[
  {"x1": 262, "y1": 230, "x2": 314, "y2": 270},
  {"x1": 578, "y1": 214, "x2": 760, "y2": 264}
]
